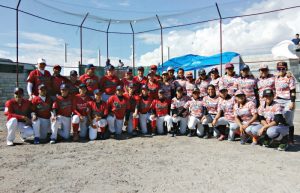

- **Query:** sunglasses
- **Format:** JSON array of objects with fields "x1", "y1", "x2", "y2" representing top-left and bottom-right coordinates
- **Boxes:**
[{"x1": 277, "y1": 68, "x2": 286, "y2": 71}]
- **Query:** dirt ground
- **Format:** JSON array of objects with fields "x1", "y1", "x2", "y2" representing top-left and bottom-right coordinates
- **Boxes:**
[{"x1": 0, "y1": 111, "x2": 300, "y2": 193}]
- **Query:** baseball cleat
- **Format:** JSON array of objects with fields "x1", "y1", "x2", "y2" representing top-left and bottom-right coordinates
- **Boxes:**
[
  {"x1": 7, "y1": 141, "x2": 14, "y2": 146},
  {"x1": 278, "y1": 143, "x2": 288, "y2": 151},
  {"x1": 50, "y1": 139, "x2": 56, "y2": 144},
  {"x1": 34, "y1": 137, "x2": 40, "y2": 145}
]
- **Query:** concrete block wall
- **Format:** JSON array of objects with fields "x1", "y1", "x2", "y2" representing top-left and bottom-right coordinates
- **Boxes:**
[{"x1": 0, "y1": 73, "x2": 29, "y2": 109}]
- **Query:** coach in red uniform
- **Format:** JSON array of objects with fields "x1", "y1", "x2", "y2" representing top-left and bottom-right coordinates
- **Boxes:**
[
  {"x1": 87, "y1": 89, "x2": 108, "y2": 140},
  {"x1": 27, "y1": 58, "x2": 52, "y2": 100},
  {"x1": 79, "y1": 64, "x2": 99, "y2": 96},
  {"x1": 5, "y1": 88, "x2": 34, "y2": 146},
  {"x1": 107, "y1": 85, "x2": 130, "y2": 139},
  {"x1": 50, "y1": 84, "x2": 73, "y2": 144},
  {"x1": 71, "y1": 83, "x2": 92, "y2": 141},
  {"x1": 99, "y1": 65, "x2": 122, "y2": 102},
  {"x1": 31, "y1": 84, "x2": 52, "y2": 144}
]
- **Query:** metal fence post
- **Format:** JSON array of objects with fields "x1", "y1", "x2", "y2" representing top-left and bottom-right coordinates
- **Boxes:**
[
  {"x1": 156, "y1": 15, "x2": 164, "y2": 67},
  {"x1": 216, "y1": 3, "x2": 223, "y2": 76},
  {"x1": 130, "y1": 22, "x2": 135, "y2": 75},
  {"x1": 16, "y1": 0, "x2": 22, "y2": 87},
  {"x1": 80, "y1": 13, "x2": 89, "y2": 66}
]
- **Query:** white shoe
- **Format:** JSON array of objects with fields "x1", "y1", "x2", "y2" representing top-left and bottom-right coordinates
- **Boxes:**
[
  {"x1": 7, "y1": 141, "x2": 14, "y2": 146},
  {"x1": 50, "y1": 139, "x2": 56, "y2": 144}
]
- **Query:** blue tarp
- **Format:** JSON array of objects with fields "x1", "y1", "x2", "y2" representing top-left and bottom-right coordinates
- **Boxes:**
[{"x1": 158, "y1": 52, "x2": 239, "y2": 72}]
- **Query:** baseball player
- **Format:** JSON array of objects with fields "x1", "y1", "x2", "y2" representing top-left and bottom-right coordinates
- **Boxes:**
[
  {"x1": 195, "y1": 69, "x2": 211, "y2": 98},
  {"x1": 170, "y1": 87, "x2": 190, "y2": 136},
  {"x1": 257, "y1": 89, "x2": 289, "y2": 151},
  {"x1": 235, "y1": 65, "x2": 259, "y2": 106},
  {"x1": 234, "y1": 90, "x2": 260, "y2": 145},
  {"x1": 27, "y1": 58, "x2": 52, "y2": 100},
  {"x1": 51, "y1": 65, "x2": 69, "y2": 98},
  {"x1": 274, "y1": 61, "x2": 296, "y2": 145},
  {"x1": 202, "y1": 84, "x2": 226, "y2": 139},
  {"x1": 212, "y1": 87, "x2": 239, "y2": 141},
  {"x1": 106, "y1": 85, "x2": 130, "y2": 139},
  {"x1": 31, "y1": 84, "x2": 52, "y2": 144},
  {"x1": 209, "y1": 68, "x2": 220, "y2": 96},
  {"x1": 124, "y1": 84, "x2": 140, "y2": 136},
  {"x1": 133, "y1": 66, "x2": 147, "y2": 90},
  {"x1": 147, "y1": 73, "x2": 160, "y2": 99},
  {"x1": 66, "y1": 70, "x2": 80, "y2": 97},
  {"x1": 173, "y1": 68, "x2": 187, "y2": 94},
  {"x1": 79, "y1": 64, "x2": 99, "y2": 96},
  {"x1": 149, "y1": 89, "x2": 172, "y2": 135},
  {"x1": 122, "y1": 68, "x2": 139, "y2": 94},
  {"x1": 87, "y1": 89, "x2": 108, "y2": 140},
  {"x1": 185, "y1": 72, "x2": 196, "y2": 97},
  {"x1": 218, "y1": 63, "x2": 238, "y2": 96},
  {"x1": 160, "y1": 71, "x2": 174, "y2": 100},
  {"x1": 71, "y1": 83, "x2": 92, "y2": 141},
  {"x1": 150, "y1": 65, "x2": 162, "y2": 82},
  {"x1": 137, "y1": 85, "x2": 153, "y2": 135},
  {"x1": 184, "y1": 88, "x2": 207, "y2": 137},
  {"x1": 257, "y1": 64, "x2": 275, "y2": 103},
  {"x1": 4, "y1": 88, "x2": 34, "y2": 146},
  {"x1": 50, "y1": 84, "x2": 73, "y2": 144},
  {"x1": 167, "y1": 66, "x2": 176, "y2": 83},
  {"x1": 99, "y1": 65, "x2": 122, "y2": 102}
]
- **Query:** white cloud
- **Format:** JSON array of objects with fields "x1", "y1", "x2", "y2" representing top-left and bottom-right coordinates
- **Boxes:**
[{"x1": 136, "y1": 0, "x2": 300, "y2": 66}]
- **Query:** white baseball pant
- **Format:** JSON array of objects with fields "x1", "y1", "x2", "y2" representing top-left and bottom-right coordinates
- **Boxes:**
[
  {"x1": 6, "y1": 118, "x2": 34, "y2": 142},
  {"x1": 51, "y1": 115, "x2": 71, "y2": 140},
  {"x1": 89, "y1": 118, "x2": 108, "y2": 140},
  {"x1": 275, "y1": 99, "x2": 295, "y2": 126},
  {"x1": 188, "y1": 116, "x2": 204, "y2": 136},
  {"x1": 202, "y1": 114, "x2": 227, "y2": 137},
  {"x1": 215, "y1": 117, "x2": 240, "y2": 140},
  {"x1": 172, "y1": 116, "x2": 188, "y2": 134},
  {"x1": 107, "y1": 115, "x2": 124, "y2": 135},
  {"x1": 139, "y1": 113, "x2": 150, "y2": 134},
  {"x1": 32, "y1": 117, "x2": 51, "y2": 139},
  {"x1": 72, "y1": 115, "x2": 88, "y2": 138},
  {"x1": 149, "y1": 115, "x2": 173, "y2": 134},
  {"x1": 245, "y1": 124, "x2": 263, "y2": 136}
]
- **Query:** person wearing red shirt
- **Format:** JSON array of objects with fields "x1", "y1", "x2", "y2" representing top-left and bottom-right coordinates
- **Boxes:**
[
  {"x1": 124, "y1": 84, "x2": 140, "y2": 136},
  {"x1": 51, "y1": 65, "x2": 69, "y2": 98},
  {"x1": 50, "y1": 84, "x2": 73, "y2": 144},
  {"x1": 122, "y1": 68, "x2": 140, "y2": 94},
  {"x1": 27, "y1": 58, "x2": 52, "y2": 100},
  {"x1": 79, "y1": 64, "x2": 99, "y2": 96},
  {"x1": 31, "y1": 84, "x2": 52, "y2": 144},
  {"x1": 133, "y1": 66, "x2": 147, "y2": 93},
  {"x1": 150, "y1": 89, "x2": 172, "y2": 135},
  {"x1": 71, "y1": 84, "x2": 92, "y2": 141},
  {"x1": 87, "y1": 89, "x2": 108, "y2": 140},
  {"x1": 150, "y1": 64, "x2": 162, "y2": 82},
  {"x1": 4, "y1": 88, "x2": 34, "y2": 146},
  {"x1": 147, "y1": 73, "x2": 160, "y2": 99},
  {"x1": 99, "y1": 65, "x2": 122, "y2": 102},
  {"x1": 137, "y1": 85, "x2": 153, "y2": 135},
  {"x1": 107, "y1": 85, "x2": 130, "y2": 139}
]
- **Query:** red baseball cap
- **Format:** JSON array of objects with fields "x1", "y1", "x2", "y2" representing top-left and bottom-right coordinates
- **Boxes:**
[
  {"x1": 150, "y1": 65, "x2": 157, "y2": 70},
  {"x1": 53, "y1": 65, "x2": 61, "y2": 70},
  {"x1": 225, "y1": 63, "x2": 234, "y2": 69}
]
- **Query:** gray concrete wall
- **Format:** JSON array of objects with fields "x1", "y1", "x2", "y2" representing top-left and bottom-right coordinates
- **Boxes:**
[{"x1": 0, "y1": 72, "x2": 29, "y2": 109}]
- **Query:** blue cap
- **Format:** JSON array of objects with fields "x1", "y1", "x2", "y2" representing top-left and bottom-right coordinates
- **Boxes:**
[
  {"x1": 86, "y1": 64, "x2": 95, "y2": 69},
  {"x1": 107, "y1": 65, "x2": 115, "y2": 71},
  {"x1": 116, "y1": 85, "x2": 123, "y2": 90},
  {"x1": 79, "y1": 83, "x2": 87, "y2": 88},
  {"x1": 126, "y1": 68, "x2": 133, "y2": 73},
  {"x1": 60, "y1": 84, "x2": 69, "y2": 90},
  {"x1": 241, "y1": 65, "x2": 250, "y2": 71},
  {"x1": 141, "y1": 85, "x2": 148, "y2": 90},
  {"x1": 93, "y1": 89, "x2": 102, "y2": 95}
]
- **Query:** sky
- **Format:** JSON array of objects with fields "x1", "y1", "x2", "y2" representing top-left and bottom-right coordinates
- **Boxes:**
[{"x1": 0, "y1": 0, "x2": 299, "y2": 74}]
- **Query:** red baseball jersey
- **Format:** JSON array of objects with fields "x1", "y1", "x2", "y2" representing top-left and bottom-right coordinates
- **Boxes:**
[
  {"x1": 122, "y1": 77, "x2": 140, "y2": 93},
  {"x1": 234, "y1": 100, "x2": 258, "y2": 124},
  {"x1": 258, "y1": 101, "x2": 283, "y2": 124},
  {"x1": 219, "y1": 75, "x2": 238, "y2": 96},
  {"x1": 4, "y1": 98, "x2": 32, "y2": 121},
  {"x1": 87, "y1": 100, "x2": 108, "y2": 119},
  {"x1": 275, "y1": 75, "x2": 296, "y2": 100},
  {"x1": 217, "y1": 96, "x2": 236, "y2": 122},
  {"x1": 51, "y1": 75, "x2": 69, "y2": 96},
  {"x1": 202, "y1": 95, "x2": 220, "y2": 115},
  {"x1": 124, "y1": 93, "x2": 141, "y2": 112},
  {"x1": 99, "y1": 75, "x2": 122, "y2": 95},
  {"x1": 72, "y1": 94, "x2": 92, "y2": 116},
  {"x1": 65, "y1": 79, "x2": 80, "y2": 97},
  {"x1": 31, "y1": 96, "x2": 52, "y2": 119},
  {"x1": 133, "y1": 76, "x2": 147, "y2": 86},
  {"x1": 52, "y1": 95, "x2": 73, "y2": 117},
  {"x1": 150, "y1": 99, "x2": 170, "y2": 117},
  {"x1": 147, "y1": 81, "x2": 160, "y2": 99},
  {"x1": 27, "y1": 69, "x2": 52, "y2": 96},
  {"x1": 107, "y1": 95, "x2": 129, "y2": 119},
  {"x1": 138, "y1": 96, "x2": 153, "y2": 114},
  {"x1": 79, "y1": 74, "x2": 99, "y2": 95},
  {"x1": 257, "y1": 74, "x2": 275, "y2": 99}
]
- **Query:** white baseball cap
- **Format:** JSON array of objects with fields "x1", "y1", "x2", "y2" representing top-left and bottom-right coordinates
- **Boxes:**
[{"x1": 37, "y1": 58, "x2": 46, "y2": 64}]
